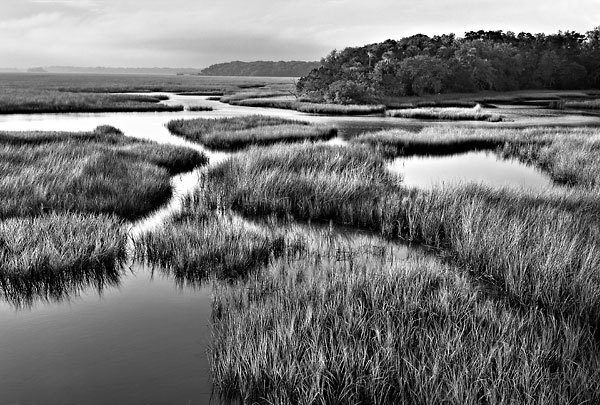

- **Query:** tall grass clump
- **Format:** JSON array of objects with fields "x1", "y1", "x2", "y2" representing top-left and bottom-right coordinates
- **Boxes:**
[
  {"x1": 133, "y1": 206, "x2": 288, "y2": 286},
  {"x1": 219, "y1": 91, "x2": 290, "y2": 103},
  {"x1": 228, "y1": 98, "x2": 297, "y2": 110},
  {"x1": 187, "y1": 105, "x2": 214, "y2": 111},
  {"x1": 211, "y1": 235, "x2": 600, "y2": 404},
  {"x1": 204, "y1": 143, "x2": 403, "y2": 227},
  {"x1": 390, "y1": 185, "x2": 600, "y2": 325},
  {"x1": 0, "y1": 212, "x2": 127, "y2": 307},
  {"x1": 352, "y1": 128, "x2": 507, "y2": 156},
  {"x1": 167, "y1": 116, "x2": 336, "y2": 150},
  {"x1": 387, "y1": 107, "x2": 502, "y2": 122},
  {"x1": 501, "y1": 134, "x2": 600, "y2": 189},
  {"x1": 295, "y1": 102, "x2": 386, "y2": 115},
  {"x1": 0, "y1": 128, "x2": 207, "y2": 219},
  {"x1": 0, "y1": 90, "x2": 184, "y2": 114},
  {"x1": 202, "y1": 140, "x2": 600, "y2": 328},
  {"x1": 550, "y1": 99, "x2": 600, "y2": 110}
]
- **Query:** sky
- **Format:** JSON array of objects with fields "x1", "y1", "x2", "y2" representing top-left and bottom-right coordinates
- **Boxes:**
[{"x1": 1, "y1": 0, "x2": 599, "y2": 68}]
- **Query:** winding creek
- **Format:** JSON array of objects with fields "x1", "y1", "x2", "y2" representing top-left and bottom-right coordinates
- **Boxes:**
[{"x1": 0, "y1": 94, "x2": 564, "y2": 404}]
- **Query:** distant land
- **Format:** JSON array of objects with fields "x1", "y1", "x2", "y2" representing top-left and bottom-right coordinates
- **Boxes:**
[
  {"x1": 200, "y1": 61, "x2": 321, "y2": 77},
  {"x1": 22, "y1": 66, "x2": 205, "y2": 75},
  {"x1": 0, "y1": 61, "x2": 321, "y2": 76}
]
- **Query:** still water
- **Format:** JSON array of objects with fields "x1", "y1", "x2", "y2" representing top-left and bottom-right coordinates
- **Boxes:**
[
  {"x1": 389, "y1": 151, "x2": 556, "y2": 191},
  {"x1": 0, "y1": 265, "x2": 215, "y2": 405},
  {"x1": 0, "y1": 93, "x2": 559, "y2": 404},
  {"x1": 0, "y1": 92, "x2": 422, "y2": 140}
]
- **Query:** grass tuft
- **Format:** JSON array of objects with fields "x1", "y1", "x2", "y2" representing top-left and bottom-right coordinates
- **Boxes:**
[{"x1": 168, "y1": 116, "x2": 337, "y2": 150}]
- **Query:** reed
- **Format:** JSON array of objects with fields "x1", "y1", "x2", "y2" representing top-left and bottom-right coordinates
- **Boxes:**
[
  {"x1": 386, "y1": 107, "x2": 502, "y2": 121},
  {"x1": 228, "y1": 98, "x2": 297, "y2": 110},
  {"x1": 133, "y1": 209, "x2": 287, "y2": 286},
  {"x1": 0, "y1": 91, "x2": 184, "y2": 114},
  {"x1": 295, "y1": 102, "x2": 386, "y2": 115},
  {"x1": 167, "y1": 116, "x2": 336, "y2": 150},
  {"x1": 210, "y1": 226, "x2": 600, "y2": 404},
  {"x1": 0, "y1": 127, "x2": 207, "y2": 220},
  {"x1": 200, "y1": 142, "x2": 600, "y2": 327},
  {"x1": 220, "y1": 91, "x2": 289, "y2": 103},
  {"x1": 0, "y1": 212, "x2": 127, "y2": 307},
  {"x1": 187, "y1": 105, "x2": 214, "y2": 111}
]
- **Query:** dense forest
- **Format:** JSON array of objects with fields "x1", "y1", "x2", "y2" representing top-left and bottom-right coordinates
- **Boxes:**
[
  {"x1": 201, "y1": 60, "x2": 321, "y2": 77},
  {"x1": 297, "y1": 28, "x2": 600, "y2": 103}
]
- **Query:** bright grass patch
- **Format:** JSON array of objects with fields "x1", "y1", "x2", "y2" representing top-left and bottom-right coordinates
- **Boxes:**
[
  {"x1": 211, "y1": 238, "x2": 600, "y2": 404},
  {"x1": 0, "y1": 126, "x2": 208, "y2": 220},
  {"x1": 167, "y1": 116, "x2": 336, "y2": 150},
  {"x1": 0, "y1": 212, "x2": 127, "y2": 307},
  {"x1": 386, "y1": 107, "x2": 502, "y2": 121}
]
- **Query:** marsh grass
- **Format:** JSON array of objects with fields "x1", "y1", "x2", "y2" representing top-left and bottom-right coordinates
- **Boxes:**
[
  {"x1": 227, "y1": 98, "x2": 387, "y2": 115},
  {"x1": 0, "y1": 125, "x2": 208, "y2": 302},
  {"x1": 228, "y1": 98, "x2": 297, "y2": 110},
  {"x1": 187, "y1": 105, "x2": 214, "y2": 111},
  {"x1": 0, "y1": 212, "x2": 127, "y2": 307},
  {"x1": 295, "y1": 102, "x2": 386, "y2": 115},
  {"x1": 352, "y1": 128, "x2": 508, "y2": 156},
  {"x1": 201, "y1": 125, "x2": 337, "y2": 150},
  {"x1": 550, "y1": 99, "x2": 600, "y2": 110},
  {"x1": 167, "y1": 116, "x2": 337, "y2": 150},
  {"x1": 133, "y1": 184, "x2": 290, "y2": 286},
  {"x1": 199, "y1": 142, "x2": 600, "y2": 329},
  {"x1": 220, "y1": 91, "x2": 289, "y2": 103},
  {"x1": 389, "y1": 100, "x2": 491, "y2": 109},
  {"x1": 125, "y1": 131, "x2": 600, "y2": 402},
  {"x1": 0, "y1": 90, "x2": 184, "y2": 114},
  {"x1": 0, "y1": 127, "x2": 208, "y2": 219},
  {"x1": 387, "y1": 107, "x2": 502, "y2": 121},
  {"x1": 176, "y1": 91, "x2": 225, "y2": 96},
  {"x1": 203, "y1": 143, "x2": 402, "y2": 226},
  {"x1": 211, "y1": 239, "x2": 600, "y2": 404},
  {"x1": 501, "y1": 137, "x2": 600, "y2": 189}
]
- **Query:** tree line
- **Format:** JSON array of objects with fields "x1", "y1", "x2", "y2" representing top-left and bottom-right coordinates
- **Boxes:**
[
  {"x1": 296, "y1": 28, "x2": 600, "y2": 104},
  {"x1": 201, "y1": 61, "x2": 321, "y2": 77}
]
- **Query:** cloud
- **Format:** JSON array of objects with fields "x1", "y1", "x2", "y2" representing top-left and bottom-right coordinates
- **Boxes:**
[
  {"x1": 29, "y1": 0, "x2": 97, "y2": 6},
  {"x1": 0, "y1": 0, "x2": 599, "y2": 67}
]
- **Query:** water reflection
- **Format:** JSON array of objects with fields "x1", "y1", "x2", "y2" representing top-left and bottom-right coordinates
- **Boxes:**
[
  {"x1": 0, "y1": 263, "x2": 217, "y2": 405},
  {"x1": 388, "y1": 151, "x2": 556, "y2": 191},
  {"x1": 0, "y1": 261, "x2": 124, "y2": 310}
]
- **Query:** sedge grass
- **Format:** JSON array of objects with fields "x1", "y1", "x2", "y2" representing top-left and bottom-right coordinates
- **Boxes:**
[
  {"x1": 0, "y1": 90, "x2": 184, "y2": 114},
  {"x1": 200, "y1": 142, "x2": 600, "y2": 328},
  {"x1": 0, "y1": 127, "x2": 207, "y2": 220},
  {"x1": 295, "y1": 102, "x2": 386, "y2": 115},
  {"x1": 0, "y1": 212, "x2": 127, "y2": 307},
  {"x1": 133, "y1": 209, "x2": 287, "y2": 286},
  {"x1": 353, "y1": 126, "x2": 600, "y2": 189},
  {"x1": 386, "y1": 107, "x2": 502, "y2": 122},
  {"x1": 167, "y1": 116, "x2": 336, "y2": 150},
  {"x1": 550, "y1": 99, "x2": 600, "y2": 110},
  {"x1": 187, "y1": 105, "x2": 214, "y2": 111},
  {"x1": 210, "y1": 227, "x2": 600, "y2": 404}
]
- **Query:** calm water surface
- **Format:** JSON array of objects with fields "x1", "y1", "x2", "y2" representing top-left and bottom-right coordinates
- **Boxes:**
[
  {"x1": 0, "y1": 265, "x2": 216, "y2": 405},
  {"x1": 0, "y1": 93, "x2": 560, "y2": 404},
  {"x1": 389, "y1": 151, "x2": 556, "y2": 191}
]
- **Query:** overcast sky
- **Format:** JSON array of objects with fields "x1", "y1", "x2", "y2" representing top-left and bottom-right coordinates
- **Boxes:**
[{"x1": 1, "y1": 0, "x2": 599, "y2": 68}]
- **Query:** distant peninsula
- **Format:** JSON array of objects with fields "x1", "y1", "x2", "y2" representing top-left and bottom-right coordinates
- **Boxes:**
[{"x1": 200, "y1": 60, "x2": 321, "y2": 77}]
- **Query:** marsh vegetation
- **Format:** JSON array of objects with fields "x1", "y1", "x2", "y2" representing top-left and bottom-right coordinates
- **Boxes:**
[
  {"x1": 2, "y1": 75, "x2": 600, "y2": 404},
  {"x1": 0, "y1": 125, "x2": 206, "y2": 304},
  {"x1": 128, "y1": 120, "x2": 600, "y2": 403},
  {"x1": 167, "y1": 116, "x2": 337, "y2": 150}
]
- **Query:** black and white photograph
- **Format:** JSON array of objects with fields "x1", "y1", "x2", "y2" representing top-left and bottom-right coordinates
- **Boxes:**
[{"x1": 0, "y1": 0, "x2": 599, "y2": 403}]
